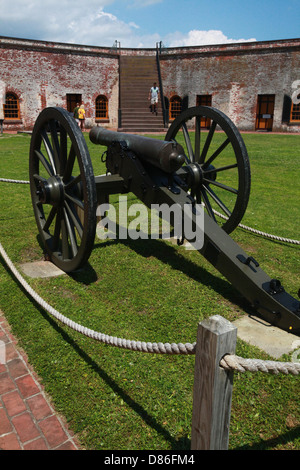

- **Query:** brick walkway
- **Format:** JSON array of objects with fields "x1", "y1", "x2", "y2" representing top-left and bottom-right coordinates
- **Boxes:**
[{"x1": 0, "y1": 312, "x2": 79, "y2": 450}]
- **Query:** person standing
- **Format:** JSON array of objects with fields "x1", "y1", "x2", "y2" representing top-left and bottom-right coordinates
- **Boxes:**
[
  {"x1": 0, "y1": 80, "x2": 5, "y2": 134},
  {"x1": 148, "y1": 82, "x2": 159, "y2": 115},
  {"x1": 78, "y1": 104, "x2": 86, "y2": 130},
  {"x1": 73, "y1": 103, "x2": 80, "y2": 126}
]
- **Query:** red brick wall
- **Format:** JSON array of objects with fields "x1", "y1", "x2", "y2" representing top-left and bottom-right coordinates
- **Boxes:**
[
  {"x1": 0, "y1": 37, "x2": 120, "y2": 130},
  {"x1": 0, "y1": 36, "x2": 299, "y2": 132},
  {"x1": 159, "y1": 39, "x2": 300, "y2": 132}
]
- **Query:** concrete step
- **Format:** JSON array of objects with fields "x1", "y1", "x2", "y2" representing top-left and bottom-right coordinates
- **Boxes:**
[
  {"x1": 121, "y1": 113, "x2": 162, "y2": 121},
  {"x1": 119, "y1": 127, "x2": 166, "y2": 133},
  {"x1": 119, "y1": 55, "x2": 162, "y2": 132},
  {"x1": 121, "y1": 107, "x2": 162, "y2": 116},
  {"x1": 120, "y1": 101, "x2": 159, "y2": 108}
]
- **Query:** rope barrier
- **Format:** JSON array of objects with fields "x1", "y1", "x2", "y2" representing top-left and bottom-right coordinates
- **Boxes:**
[
  {"x1": 214, "y1": 210, "x2": 300, "y2": 245},
  {"x1": 0, "y1": 178, "x2": 30, "y2": 184},
  {"x1": 220, "y1": 354, "x2": 300, "y2": 375},
  {"x1": 0, "y1": 177, "x2": 299, "y2": 374},
  {"x1": 0, "y1": 240, "x2": 196, "y2": 356},
  {"x1": 1, "y1": 239, "x2": 299, "y2": 374},
  {"x1": 1, "y1": 177, "x2": 299, "y2": 244}
]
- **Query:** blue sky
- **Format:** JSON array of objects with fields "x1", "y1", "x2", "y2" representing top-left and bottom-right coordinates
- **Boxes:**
[{"x1": 0, "y1": 0, "x2": 299, "y2": 48}]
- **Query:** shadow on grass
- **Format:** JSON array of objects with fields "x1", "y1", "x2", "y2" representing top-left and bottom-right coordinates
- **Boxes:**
[
  {"x1": 1, "y1": 253, "x2": 299, "y2": 451},
  {"x1": 0, "y1": 255, "x2": 190, "y2": 450},
  {"x1": 234, "y1": 426, "x2": 300, "y2": 450},
  {"x1": 39, "y1": 307, "x2": 190, "y2": 448},
  {"x1": 89, "y1": 234, "x2": 252, "y2": 314}
]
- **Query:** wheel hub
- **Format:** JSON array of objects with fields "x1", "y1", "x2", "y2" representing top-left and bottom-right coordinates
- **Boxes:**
[
  {"x1": 185, "y1": 163, "x2": 202, "y2": 190},
  {"x1": 185, "y1": 162, "x2": 217, "y2": 191},
  {"x1": 36, "y1": 176, "x2": 65, "y2": 206}
]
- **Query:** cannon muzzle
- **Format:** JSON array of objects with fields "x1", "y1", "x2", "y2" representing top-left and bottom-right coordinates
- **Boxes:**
[{"x1": 89, "y1": 127, "x2": 186, "y2": 173}]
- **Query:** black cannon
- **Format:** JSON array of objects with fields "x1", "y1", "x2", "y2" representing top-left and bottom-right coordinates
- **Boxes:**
[{"x1": 29, "y1": 106, "x2": 300, "y2": 334}]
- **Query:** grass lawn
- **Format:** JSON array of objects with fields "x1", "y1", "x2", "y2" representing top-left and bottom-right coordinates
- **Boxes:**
[{"x1": 0, "y1": 130, "x2": 299, "y2": 450}]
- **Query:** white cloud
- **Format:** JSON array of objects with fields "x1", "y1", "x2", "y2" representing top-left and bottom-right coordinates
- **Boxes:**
[
  {"x1": 0, "y1": 0, "x2": 161, "y2": 48},
  {"x1": 0, "y1": 0, "x2": 121, "y2": 46},
  {"x1": 129, "y1": 22, "x2": 140, "y2": 29},
  {"x1": 165, "y1": 29, "x2": 256, "y2": 47},
  {"x1": 0, "y1": 1, "x2": 256, "y2": 49}
]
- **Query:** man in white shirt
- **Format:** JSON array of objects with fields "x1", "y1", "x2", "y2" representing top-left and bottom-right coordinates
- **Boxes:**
[{"x1": 148, "y1": 82, "x2": 159, "y2": 115}]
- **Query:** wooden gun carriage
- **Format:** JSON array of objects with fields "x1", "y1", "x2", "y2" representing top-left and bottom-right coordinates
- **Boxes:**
[{"x1": 29, "y1": 106, "x2": 300, "y2": 334}]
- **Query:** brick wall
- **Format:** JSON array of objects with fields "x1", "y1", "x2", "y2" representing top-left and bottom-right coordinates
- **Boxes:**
[
  {"x1": 0, "y1": 36, "x2": 299, "y2": 132},
  {"x1": 0, "y1": 37, "x2": 120, "y2": 130},
  {"x1": 159, "y1": 39, "x2": 300, "y2": 132}
]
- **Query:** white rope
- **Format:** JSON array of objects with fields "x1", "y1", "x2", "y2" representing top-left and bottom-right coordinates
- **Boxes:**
[
  {"x1": 214, "y1": 210, "x2": 300, "y2": 245},
  {"x1": 1, "y1": 178, "x2": 299, "y2": 244},
  {"x1": 221, "y1": 355, "x2": 300, "y2": 375},
  {"x1": 1, "y1": 240, "x2": 300, "y2": 374},
  {"x1": 0, "y1": 240, "x2": 196, "y2": 355},
  {"x1": 0, "y1": 178, "x2": 299, "y2": 374},
  {"x1": 0, "y1": 178, "x2": 30, "y2": 184}
]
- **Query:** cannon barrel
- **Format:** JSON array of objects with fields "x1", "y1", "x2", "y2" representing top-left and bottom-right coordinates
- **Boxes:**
[{"x1": 89, "y1": 127, "x2": 186, "y2": 173}]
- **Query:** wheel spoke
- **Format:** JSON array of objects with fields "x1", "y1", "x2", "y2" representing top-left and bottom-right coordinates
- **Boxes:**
[
  {"x1": 199, "y1": 121, "x2": 216, "y2": 164},
  {"x1": 59, "y1": 126, "x2": 68, "y2": 175},
  {"x1": 53, "y1": 209, "x2": 62, "y2": 251},
  {"x1": 61, "y1": 215, "x2": 69, "y2": 260},
  {"x1": 64, "y1": 174, "x2": 82, "y2": 191},
  {"x1": 63, "y1": 144, "x2": 76, "y2": 182},
  {"x1": 203, "y1": 138, "x2": 230, "y2": 168},
  {"x1": 203, "y1": 162, "x2": 238, "y2": 174},
  {"x1": 203, "y1": 184, "x2": 232, "y2": 217},
  {"x1": 64, "y1": 200, "x2": 83, "y2": 239},
  {"x1": 63, "y1": 208, "x2": 78, "y2": 258},
  {"x1": 194, "y1": 116, "x2": 201, "y2": 162},
  {"x1": 201, "y1": 189, "x2": 217, "y2": 222},
  {"x1": 49, "y1": 119, "x2": 61, "y2": 174},
  {"x1": 34, "y1": 150, "x2": 54, "y2": 177},
  {"x1": 40, "y1": 128, "x2": 56, "y2": 174},
  {"x1": 65, "y1": 192, "x2": 84, "y2": 210},
  {"x1": 203, "y1": 177, "x2": 238, "y2": 194},
  {"x1": 182, "y1": 123, "x2": 194, "y2": 162},
  {"x1": 44, "y1": 206, "x2": 57, "y2": 232},
  {"x1": 33, "y1": 173, "x2": 47, "y2": 183}
]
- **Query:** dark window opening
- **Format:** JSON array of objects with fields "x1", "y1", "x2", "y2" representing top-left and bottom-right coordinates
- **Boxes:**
[
  {"x1": 290, "y1": 98, "x2": 300, "y2": 122},
  {"x1": 95, "y1": 95, "x2": 108, "y2": 119},
  {"x1": 169, "y1": 96, "x2": 182, "y2": 120},
  {"x1": 4, "y1": 93, "x2": 20, "y2": 119},
  {"x1": 196, "y1": 94, "x2": 212, "y2": 128},
  {"x1": 67, "y1": 94, "x2": 82, "y2": 113}
]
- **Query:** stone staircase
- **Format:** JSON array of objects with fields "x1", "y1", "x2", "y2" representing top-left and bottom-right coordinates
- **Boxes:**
[{"x1": 119, "y1": 55, "x2": 165, "y2": 133}]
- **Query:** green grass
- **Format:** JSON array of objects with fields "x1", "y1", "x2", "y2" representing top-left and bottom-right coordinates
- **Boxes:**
[{"x1": 0, "y1": 131, "x2": 299, "y2": 450}]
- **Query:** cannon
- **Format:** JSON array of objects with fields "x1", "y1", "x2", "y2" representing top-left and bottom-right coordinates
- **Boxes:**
[{"x1": 29, "y1": 106, "x2": 300, "y2": 334}]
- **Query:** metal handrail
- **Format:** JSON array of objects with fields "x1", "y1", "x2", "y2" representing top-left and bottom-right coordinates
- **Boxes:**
[{"x1": 156, "y1": 42, "x2": 168, "y2": 128}]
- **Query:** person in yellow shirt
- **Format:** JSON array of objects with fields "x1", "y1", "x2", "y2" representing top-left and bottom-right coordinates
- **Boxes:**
[{"x1": 78, "y1": 104, "x2": 85, "y2": 130}]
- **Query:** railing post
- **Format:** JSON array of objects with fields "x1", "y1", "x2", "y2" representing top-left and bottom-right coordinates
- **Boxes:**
[
  {"x1": 155, "y1": 47, "x2": 167, "y2": 128},
  {"x1": 191, "y1": 315, "x2": 237, "y2": 450}
]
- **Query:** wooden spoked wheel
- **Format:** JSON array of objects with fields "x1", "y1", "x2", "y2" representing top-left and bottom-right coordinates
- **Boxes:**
[
  {"x1": 29, "y1": 107, "x2": 97, "y2": 272},
  {"x1": 165, "y1": 106, "x2": 251, "y2": 233}
]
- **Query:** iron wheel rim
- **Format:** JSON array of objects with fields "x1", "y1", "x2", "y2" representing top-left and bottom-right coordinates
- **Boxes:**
[
  {"x1": 165, "y1": 106, "x2": 251, "y2": 233},
  {"x1": 29, "y1": 107, "x2": 97, "y2": 272}
]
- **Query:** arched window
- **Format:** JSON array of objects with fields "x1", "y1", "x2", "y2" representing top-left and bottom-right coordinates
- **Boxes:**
[
  {"x1": 290, "y1": 97, "x2": 300, "y2": 122},
  {"x1": 169, "y1": 96, "x2": 182, "y2": 121},
  {"x1": 4, "y1": 93, "x2": 20, "y2": 120},
  {"x1": 95, "y1": 95, "x2": 108, "y2": 120}
]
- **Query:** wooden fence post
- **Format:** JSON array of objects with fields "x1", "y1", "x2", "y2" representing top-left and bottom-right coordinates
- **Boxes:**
[{"x1": 191, "y1": 315, "x2": 237, "y2": 450}]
